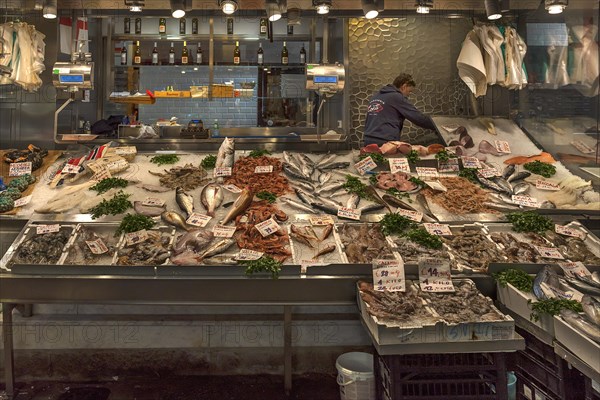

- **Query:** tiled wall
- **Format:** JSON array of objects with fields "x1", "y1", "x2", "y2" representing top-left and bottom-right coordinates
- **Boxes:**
[{"x1": 138, "y1": 66, "x2": 257, "y2": 127}]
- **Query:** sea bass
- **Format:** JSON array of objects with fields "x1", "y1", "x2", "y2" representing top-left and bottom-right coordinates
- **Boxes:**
[
  {"x1": 176, "y1": 187, "x2": 194, "y2": 218},
  {"x1": 215, "y1": 138, "x2": 235, "y2": 169},
  {"x1": 200, "y1": 183, "x2": 224, "y2": 217}
]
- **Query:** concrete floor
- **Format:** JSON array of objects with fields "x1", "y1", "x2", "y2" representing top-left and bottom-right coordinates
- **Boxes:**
[{"x1": 2, "y1": 374, "x2": 341, "y2": 400}]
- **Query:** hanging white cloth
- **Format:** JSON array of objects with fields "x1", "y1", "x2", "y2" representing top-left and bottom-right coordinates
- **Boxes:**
[
  {"x1": 457, "y1": 30, "x2": 488, "y2": 97},
  {"x1": 0, "y1": 23, "x2": 16, "y2": 85},
  {"x1": 1, "y1": 22, "x2": 45, "y2": 91},
  {"x1": 504, "y1": 26, "x2": 528, "y2": 90},
  {"x1": 475, "y1": 24, "x2": 505, "y2": 85},
  {"x1": 570, "y1": 24, "x2": 599, "y2": 97}
]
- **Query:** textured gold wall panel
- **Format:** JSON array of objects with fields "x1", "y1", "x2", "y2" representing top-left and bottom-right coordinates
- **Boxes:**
[{"x1": 348, "y1": 17, "x2": 472, "y2": 146}]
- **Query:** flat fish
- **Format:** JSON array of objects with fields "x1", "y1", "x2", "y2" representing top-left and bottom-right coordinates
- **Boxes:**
[
  {"x1": 138, "y1": 184, "x2": 172, "y2": 193},
  {"x1": 161, "y1": 210, "x2": 190, "y2": 231},
  {"x1": 175, "y1": 187, "x2": 194, "y2": 218},
  {"x1": 200, "y1": 183, "x2": 224, "y2": 217}
]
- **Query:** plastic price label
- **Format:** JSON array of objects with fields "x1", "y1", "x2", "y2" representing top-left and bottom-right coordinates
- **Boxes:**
[
  {"x1": 223, "y1": 184, "x2": 242, "y2": 193},
  {"x1": 395, "y1": 208, "x2": 423, "y2": 222},
  {"x1": 512, "y1": 195, "x2": 539, "y2": 208},
  {"x1": 415, "y1": 167, "x2": 439, "y2": 178},
  {"x1": 390, "y1": 158, "x2": 410, "y2": 174},
  {"x1": 142, "y1": 197, "x2": 165, "y2": 207},
  {"x1": 418, "y1": 258, "x2": 454, "y2": 292},
  {"x1": 354, "y1": 156, "x2": 378, "y2": 175},
  {"x1": 309, "y1": 215, "x2": 335, "y2": 226},
  {"x1": 423, "y1": 223, "x2": 452, "y2": 236},
  {"x1": 36, "y1": 224, "x2": 60, "y2": 235},
  {"x1": 14, "y1": 195, "x2": 32, "y2": 207},
  {"x1": 494, "y1": 140, "x2": 511, "y2": 154},
  {"x1": 460, "y1": 157, "x2": 481, "y2": 169},
  {"x1": 255, "y1": 218, "x2": 280, "y2": 237},
  {"x1": 534, "y1": 246, "x2": 564, "y2": 260},
  {"x1": 62, "y1": 163, "x2": 82, "y2": 174},
  {"x1": 214, "y1": 167, "x2": 232, "y2": 177},
  {"x1": 125, "y1": 229, "x2": 148, "y2": 246},
  {"x1": 555, "y1": 224, "x2": 586, "y2": 240},
  {"x1": 535, "y1": 179, "x2": 561, "y2": 191},
  {"x1": 9, "y1": 162, "x2": 32, "y2": 177},
  {"x1": 337, "y1": 206, "x2": 361, "y2": 221},
  {"x1": 437, "y1": 158, "x2": 459, "y2": 173},
  {"x1": 186, "y1": 213, "x2": 212, "y2": 227},
  {"x1": 86, "y1": 238, "x2": 109, "y2": 255},
  {"x1": 235, "y1": 249, "x2": 264, "y2": 261},
  {"x1": 372, "y1": 258, "x2": 406, "y2": 292},
  {"x1": 478, "y1": 168, "x2": 500, "y2": 178},
  {"x1": 558, "y1": 261, "x2": 591, "y2": 279},
  {"x1": 255, "y1": 165, "x2": 273, "y2": 174},
  {"x1": 213, "y1": 224, "x2": 236, "y2": 238}
]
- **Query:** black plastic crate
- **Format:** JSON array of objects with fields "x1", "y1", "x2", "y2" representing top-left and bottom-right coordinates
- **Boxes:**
[
  {"x1": 375, "y1": 352, "x2": 508, "y2": 400},
  {"x1": 586, "y1": 377, "x2": 600, "y2": 400}
]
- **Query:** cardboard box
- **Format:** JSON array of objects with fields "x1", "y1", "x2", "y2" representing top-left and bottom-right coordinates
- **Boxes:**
[
  {"x1": 554, "y1": 315, "x2": 600, "y2": 374},
  {"x1": 497, "y1": 282, "x2": 555, "y2": 336},
  {"x1": 211, "y1": 84, "x2": 234, "y2": 98}
]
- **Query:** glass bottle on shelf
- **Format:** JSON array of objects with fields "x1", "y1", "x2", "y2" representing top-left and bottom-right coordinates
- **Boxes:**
[
  {"x1": 192, "y1": 18, "x2": 198, "y2": 34},
  {"x1": 260, "y1": 18, "x2": 267, "y2": 35},
  {"x1": 152, "y1": 42, "x2": 159, "y2": 65},
  {"x1": 196, "y1": 43, "x2": 203, "y2": 64},
  {"x1": 233, "y1": 41, "x2": 240, "y2": 65},
  {"x1": 169, "y1": 42, "x2": 175, "y2": 65},
  {"x1": 213, "y1": 119, "x2": 220, "y2": 137},
  {"x1": 159, "y1": 18, "x2": 167, "y2": 34},
  {"x1": 135, "y1": 18, "x2": 142, "y2": 34},
  {"x1": 133, "y1": 41, "x2": 142, "y2": 65},
  {"x1": 179, "y1": 18, "x2": 186, "y2": 35},
  {"x1": 287, "y1": 24, "x2": 293, "y2": 35},
  {"x1": 227, "y1": 18, "x2": 234, "y2": 35},
  {"x1": 120, "y1": 42, "x2": 127, "y2": 65},
  {"x1": 124, "y1": 18, "x2": 131, "y2": 34},
  {"x1": 300, "y1": 45, "x2": 306, "y2": 64},
  {"x1": 181, "y1": 41, "x2": 189, "y2": 65},
  {"x1": 281, "y1": 41, "x2": 288, "y2": 65},
  {"x1": 257, "y1": 42, "x2": 264, "y2": 65}
]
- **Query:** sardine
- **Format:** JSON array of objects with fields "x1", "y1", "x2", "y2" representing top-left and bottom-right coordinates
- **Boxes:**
[
  {"x1": 502, "y1": 164, "x2": 515, "y2": 180},
  {"x1": 315, "y1": 153, "x2": 336, "y2": 169},
  {"x1": 199, "y1": 238, "x2": 235, "y2": 259},
  {"x1": 581, "y1": 295, "x2": 600, "y2": 326},
  {"x1": 283, "y1": 151, "x2": 301, "y2": 170},
  {"x1": 137, "y1": 184, "x2": 172, "y2": 193},
  {"x1": 161, "y1": 210, "x2": 190, "y2": 231},
  {"x1": 295, "y1": 188, "x2": 317, "y2": 205},
  {"x1": 290, "y1": 180, "x2": 315, "y2": 192},
  {"x1": 507, "y1": 171, "x2": 531, "y2": 183},
  {"x1": 318, "y1": 171, "x2": 332, "y2": 186},
  {"x1": 280, "y1": 197, "x2": 316, "y2": 213},
  {"x1": 320, "y1": 224, "x2": 333, "y2": 241},
  {"x1": 478, "y1": 175, "x2": 510, "y2": 194},
  {"x1": 297, "y1": 153, "x2": 315, "y2": 169},
  {"x1": 492, "y1": 177, "x2": 513, "y2": 194},
  {"x1": 173, "y1": 229, "x2": 213, "y2": 254},
  {"x1": 175, "y1": 187, "x2": 194, "y2": 218},
  {"x1": 314, "y1": 244, "x2": 336, "y2": 259},
  {"x1": 346, "y1": 194, "x2": 361, "y2": 209},
  {"x1": 133, "y1": 201, "x2": 166, "y2": 217},
  {"x1": 512, "y1": 182, "x2": 530, "y2": 195},
  {"x1": 221, "y1": 188, "x2": 253, "y2": 224},
  {"x1": 283, "y1": 164, "x2": 311, "y2": 181},
  {"x1": 358, "y1": 203, "x2": 386, "y2": 214},
  {"x1": 316, "y1": 181, "x2": 345, "y2": 194},
  {"x1": 560, "y1": 309, "x2": 600, "y2": 343},
  {"x1": 200, "y1": 183, "x2": 224, "y2": 217}
]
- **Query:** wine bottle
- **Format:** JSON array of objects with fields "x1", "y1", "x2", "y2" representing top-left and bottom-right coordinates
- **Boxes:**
[
  {"x1": 227, "y1": 18, "x2": 234, "y2": 35},
  {"x1": 124, "y1": 18, "x2": 131, "y2": 34},
  {"x1": 233, "y1": 41, "x2": 240, "y2": 65},
  {"x1": 287, "y1": 24, "x2": 293, "y2": 35},
  {"x1": 300, "y1": 45, "x2": 306, "y2": 64},
  {"x1": 135, "y1": 18, "x2": 142, "y2": 35},
  {"x1": 181, "y1": 41, "x2": 189, "y2": 65},
  {"x1": 192, "y1": 18, "x2": 198, "y2": 34},
  {"x1": 281, "y1": 41, "x2": 288, "y2": 65},
  {"x1": 179, "y1": 18, "x2": 186, "y2": 35},
  {"x1": 196, "y1": 43, "x2": 203, "y2": 64},
  {"x1": 120, "y1": 42, "x2": 127, "y2": 65},
  {"x1": 159, "y1": 18, "x2": 166, "y2": 34},
  {"x1": 133, "y1": 40, "x2": 141, "y2": 65},
  {"x1": 152, "y1": 42, "x2": 159, "y2": 65},
  {"x1": 169, "y1": 42, "x2": 175, "y2": 65},
  {"x1": 257, "y1": 42, "x2": 264, "y2": 65},
  {"x1": 259, "y1": 18, "x2": 267, "y2": 35}
]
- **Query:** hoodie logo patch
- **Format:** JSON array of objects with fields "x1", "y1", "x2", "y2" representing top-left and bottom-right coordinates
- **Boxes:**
[{"x1": 368, "y1": 102, "x2": 384, "y2": 113}]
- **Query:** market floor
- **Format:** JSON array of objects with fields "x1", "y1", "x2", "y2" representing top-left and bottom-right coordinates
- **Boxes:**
[{"x1": 3, "y1": 374, "x2": 341, "y2": 400}]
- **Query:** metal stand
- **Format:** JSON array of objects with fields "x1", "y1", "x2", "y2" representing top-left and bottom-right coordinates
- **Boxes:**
[
  {"x1": 284, "y1": 305, "x2": 292, "y2": 395},
  {"x1": 53, "y1": 96, "x2": 75, "y2": 144},
  {"x1": 2, "y1": 303, "x2": 16, "y2": 399}
]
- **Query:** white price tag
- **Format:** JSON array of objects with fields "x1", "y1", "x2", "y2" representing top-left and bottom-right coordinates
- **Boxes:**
[
  {"x1": 416, "y1": 167, "x2": 439, "y2": 178},
  {"x1": 235, "y1": 248, "x2": 264, "y2": 261},
  {"x1": 534, "y1": 245, "x2": 564, "y2": 260},
  {"x1": 36, "y1": 224, "x2": 60, "y2": 235},
  {"x1": 255, "y1": 218, "x2": 281, "y2": 237},
  {"x1": 214, "y1": 167, "x2": 232, "y2": 177},
  {"x1": 390, "y1": 158, "x2": 411, "y2": 174},
  {"x1": 424, "y1": 180, "x2": 447, "y2": 192},
  {"x1": 478, "y1": 168, "x2": 500, "y2": 178},
  {"x1": 309, "y1": 215, "x2": 335, "y2": 226},
  {"x1": 13, "y1": 195, "x2": 32, "y2": 207},
  {"x1": 86, "y1": 238, "x2": 109, "y2": 255},
  {"x1": 142, "y1": 197, "x2": 165, "y2": 207},
  {"x1": 337, "y1": 206, "x2": 361, "y2": 221},
  {"x1": 460, "y1": 157, "x2": 481, "y2": 169},
  {"x1": 494, "y1": 140, "x2": 511, "y2": 154},
  {"x1": 395, "y1": 208, "x2": 423, "y2": 222},
  {"x1": 512, "y1": 195, "x2": 539, "y2": 208},
  {"x1": 107, "y1": 159, "x2": 129, "y2": 172},
  {"x1": 418, "y1": 258, "x2": 454, "y2": 292},
  {"x1": 223, "y1": 184, "x2": 243, "y2": 193},
  {"x1": 571, "y1": 140, "x2": 595, "y2": 154},
  {"x1": 555, "y1": 224, "x2": 586, "y2": 240},
  {"x1": 355, "y1": 156, "x2": 378, "y2": 175},
  {"x1": 535, "y1": 179, "x2": 561, "y2": 191},
  {"x1": 114, "y1": 146, "x2": 136, "y2": 156},
  {"x1": 423, "y1": 223, "x2": 452, "y2": 236},
  {"x1": 372, "y1": 258, "x2": 406, "y2": 292},
  {"x1": 62, "y1": 163, "x2": 82, "y2": 174},
  {"x1": 255, "y1": 165, "x2": 274, "y2": 174},
  {"x1": 558, "y1": 261, "x2": 591, "y2": 279},
  {"x1": 438, "y1": 158, "x2": 459, "y2": 173},
  {"x1": 91, "y1": 167, "x2": 112, "y2": 182},
  {"x1": 213, "y1": 224, "x2": 236, "y2": 238},
  {"x1": 9, "y1": 162, "x2": 32, "y2": 177},
  {"x1": 125, "y1": 229, "x2": 148, "y2": 246},
  {"x1": 186, "y1": 213, "x2": 212, "y2": 227}
]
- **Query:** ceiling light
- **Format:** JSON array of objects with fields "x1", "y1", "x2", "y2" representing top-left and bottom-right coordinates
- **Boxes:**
[
  {"x1": 43, "y1": 0, "x2": 57, "y2": 19},
  {"x1": 266, "y1": 0, "x2": 282, "y2": 22},
  {"x1": 125, "y1": 0, "x2": 144, "y2": 12},
  {"x1": 415, "y1": 0, "x2": 433, "y2": 14},
  {"x1": 499, "y1": 0, "x2": 510, "y2": 13},
  {"x1": 313, "y1": 0, "x2": 332, "y2": 15},
  {"x1": 485, "y1": 0, "x2": 502, "y2": 20},
  {"x1": 545, "y1": 0, "x2": 567, "y2": 14},
  {"x1": 171, "y1": 0, "x2": 186, "y2": 18},
  {"x1": 219, "y1": 0, "x2": 238, "y2": 14},
  {"x1": 362, "y1": 0, "x2": 378, "y2": 19}
]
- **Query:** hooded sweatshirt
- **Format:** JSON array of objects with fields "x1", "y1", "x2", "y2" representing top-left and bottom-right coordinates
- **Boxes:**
[{"x1": 364, "y1": 84, "x2": 436, "y2": 145}]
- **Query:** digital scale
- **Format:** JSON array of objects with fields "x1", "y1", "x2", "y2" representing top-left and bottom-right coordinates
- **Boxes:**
[{"x1": 305, "y1": 63, "x2": 346, "y2": 142}]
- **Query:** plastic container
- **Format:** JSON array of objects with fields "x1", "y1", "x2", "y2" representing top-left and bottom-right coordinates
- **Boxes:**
[
  {"x1": 507, "y1": 371, "x2": 516, "y2": 400},
  {"x1": 336, "y1": 352, "x2": 375, "y2": 400}
]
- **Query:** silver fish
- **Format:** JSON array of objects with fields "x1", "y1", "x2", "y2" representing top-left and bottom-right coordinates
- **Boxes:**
[
  {"x1": 200, "y1": 183, "x2": 224, "y2": 217},
  {"x1": 283, "y1": 151, "x2": 301, "y2": 170},
  {"x1": 310, "y1": 201, "x2": 338, "y2": 216},
  {"x1": 564, "y1": 276, "x2": 600, "y2": 296},
  {"x1": 173, "y1": 229, "x2": 213, "y2": 254},
  {"x1": 592, "y1": 271, "x2": 600, "y2": 285},
  {"x1": 346, "y1": 194, "x2": 360, "y2": 209},
  {"x1": 478, "y1": 176, "x2": 510, "y2": 194},
  {"x1": 215, "y1": 138, "x2": 235, "y2": 169},
  {"x1": 297, "y1": 153, "x2": 315, "y2": 169},
  {"x1": 512, "y1": 182, "x2": 529, "y2": 195},
  {"x1": 175, "y1": 187, "x2": 194, "y2": 218},
  {"x1": 319, "y1": 161, "x2": 350, "y2": 170},
  {"x1": 533, "y1": 266, "x2": 562, "y2": 300},
  {"x1": 290, "y1": 180, "x2": 315, "y2": 192},
  {"x1": 575, "y1": 272, "x2": 600, "y2": 290},
  {"x1": 328, "y1": 189, "x2": 348, "y2": 198},
  {"x1": 199, "y1": 238, "x2": 235, "y2": 259},
  {"x1": 358, "y1": 203, "x2": 386, "y2": 214},
  {"x1": 507, "y1": 171, "x2": 531, "y2": 183},
  {"x1": 295, "y1": 188, "x2": 317, "y2": 205},
  {"x1": 502, "y1": 164, "x2": 515, "y2": 180},
  {"x1": 316, "y1": 154, "x2": 336, "y2": 169},
  {"x1": 283, "y1": 164, "x2": 311, "y2": 181},
  {"x1": 316, "y1": 181, "x2": 345, "y2": 194},
  {"x1": 582, "y1": 295, "x2": 600, "y2": 326},
  {"x1": 161, "y1": 210, "x2": 190, "y2": 231},
  {"x1": 488, "y1": 192, "x2": 517, "y2": 205},
  {"x1": 560, "y1": 309, "x2": 600, "y2": 343},
  {"x1": 492, "y1": 177, "x2": 513, "y2": 194},
  {"x1": 221, "y1": 188, "x2": 253, "y2": 224},
  {"x1": 483, "y1": 202, "x2": 521, "y2": 212},
  {"x1": 137, "y1": 184, "x2": 172, "y2": 193},
  {"x1": 315, "y1": 196, "x2": 343, "y2": 209},
  {"x1": 381, "y1": 194, "x2": 435, "y2": 222},
  {"x1": 133, "y1": 201, "x2": 166, "y2": 217},
  {"x1": 280, "y1": 197, "x2": 316, "y2": 213},
  {"x1": 202, "y1": 255, "x2": 237, "y2": 265},
  {"x1": 318, "y1": 171, "x2": 332, "y2": 186}
]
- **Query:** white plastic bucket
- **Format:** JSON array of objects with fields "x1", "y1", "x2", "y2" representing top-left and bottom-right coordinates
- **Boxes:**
[{"x1": 336, "y1": 352, "x2": 376, "y2": 400}]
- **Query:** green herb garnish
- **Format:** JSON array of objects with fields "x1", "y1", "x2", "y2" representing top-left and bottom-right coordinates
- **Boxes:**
[
  {"x1": 459, "y1": 168, "x2": 479, "y2": 184},
  {"x1": 150, "y1": 154, "x2": 180, "y2": 166},
  {"x1": 379, "y1": 213, "x2": 416, "y2": 236},
  {"x1": 369, "y1": 175, "x2": 378, "y2": 186},
  {"x1": 523, "y1": 161, "x2": 556, "y2": 178},
  {"x1": 386, "y1": 188, "x2": 412, "y2": 202},
  {"x1": 493, "y1": 269, "x2": 534, "y2": 292},
  {"x1": 404, "y1": 227, "x2": 443, "y2": 249},
  {"x1": 89, "y1": 177, "x2": 129, "y2": 194},
  {"x1": 241, "y1": 255, "x2": 282, "y2": 279},
  {"x1": 115, "y1": 213, "x2": 156, "y2": 236},
  {"x1": 434, "y1": 149, "x2": 456, "y2": 163},
  {"x1": 343, "y1": 176, "x2": 376, "y2": 201},
  {"x1": 506, "y1": 211, "x2": 553, "y2": 233},
  {"x1": 200, "y1": 155, "x2": 217, "y2": 169},
  {"x1": 89, "y1": 191, "x2": 132, "y2": 219},
  {"x1": 249, "y1": 149, "x2": 272, "y2": 158},
  {"x1": 409, "y1": 176, "x2": 425, "y2": 187},
  {"x1": 359, "y1": 152, "x2": 388, "y2": 164},
  {"x1": 407, "y1": 150, "x2": 420, "y2": 164},
  {"x1": 256, "y1": 191, "x2": 277, "y2": 203},
  {"x1": 529, "y1": 298, "x2": 583, "y2": 322}
]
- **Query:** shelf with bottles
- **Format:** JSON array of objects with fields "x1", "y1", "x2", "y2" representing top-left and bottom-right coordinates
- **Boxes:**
[{"x1": 113, "y1": 34, "x2": 312, "y2": 42}]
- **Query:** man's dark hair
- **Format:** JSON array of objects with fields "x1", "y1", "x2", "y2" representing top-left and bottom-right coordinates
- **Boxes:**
[{"x1": 393, "y1": 73, "x2": 416, "y2": 89}]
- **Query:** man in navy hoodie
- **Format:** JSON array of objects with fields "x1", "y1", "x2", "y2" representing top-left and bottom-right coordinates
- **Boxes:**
[{"x1": 363, "y1": 73, "x2": 437, "y2": 146}]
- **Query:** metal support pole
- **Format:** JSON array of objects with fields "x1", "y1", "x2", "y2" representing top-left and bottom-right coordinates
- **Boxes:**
[
  {"x1": 15, "y1": 304, "x2": 32, "y2": 318},
  {"x1": 2, "y1": 303, "x2": 16, "y2": 398},
  {"x1": 283, "y1": 305, "x2": 292, "y2": 395}
]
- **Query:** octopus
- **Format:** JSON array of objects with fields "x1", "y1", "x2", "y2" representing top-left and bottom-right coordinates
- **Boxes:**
[
  {"x1": 235, "y1": 200, "x2": 291, "y2": 263},
  {"x1": 442, "y1": 230, "x2": 504, "y2": 272},
  {"x1": 422, "y1": 177, "x2": 497, "y2": 214},
  {"x1": 117, "y1": 230, "x2": 170, "y2": 266},
  {"x1": 541, "y1": 231, "x2": 600, "y2": 265},
  {"x1": 338, "y1": 223, "x2": 394, "y2": 263},
  {"x1": 374, "y1": 171, "x2": 418, "y2": 192},
  {"x1": 391, "y1": 236, "x2": 447, "y2": 265},
  {"x1": 226, "y1": 155, "x2": 290, "y2": 196},
  {"x1": 149, "y1": 163, "x2": 208, "y2": 191},
  {"x1": 64, "y1": 227, "x2": 116, "y2": 265}
]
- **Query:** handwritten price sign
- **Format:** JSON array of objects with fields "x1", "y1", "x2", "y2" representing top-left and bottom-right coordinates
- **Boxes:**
[
  {"x1": 494, "y1": 140, "x2": 511, "y2": 154},
  {"x1": 395, "y1": 208, "x2": 423, "y2": 222},
  {"x1": 438, "y1": 158, "x2": 459, "y2": 173},
  {"x1": 36, "y1": 224, "x2": 60, "y2": 235},
  {"x1": 214, "y1": 167, "x2": 232, "y2": 177},
  {"x1": 512, "y1": 195, "x2": 539, "y2": 208},
  {"x1": 390, "y1": 158, "x2": 410, "y2": 174},
  {"x1": 213, "y1": 224, "x2": 236, "y2": 238},
  {"x1": 461, "y1": 156, "x2": 481, "y2": 169},
  {"x1": 555, "y1": 224, "x2": 586, "y2": 240},
  {"x1": 255, "y1": 218, "x2": 280, "y2": 237},
  {"x1": 536, "y1": 179, "x2": 561, "y2": 191},
  {"x1": 14, "y1": 195, "x2": 32, "y2": 207},
  {"x1": 125, "y1": 229, "x2": 149, "y2": 246},
  {"x1": 9, "y1": 162, "x2": 32, "y2": 177},
  {"x1": 355, "y1": 156, "x2": 378, "y2": 175},
  {"x1": 309, "y1": 215, "x2": 335, "y2": 226},
  {"x1": 372, "y1": 258, "x2": 406, "y2": 292},
  {"x1": 416, "y1": 167, "x2": 439, "y2": 178},
  {"x1": 423, "y1": 223, "x2": 452, "y2": 236},
  {"x1": 338, "y1": 206, "x2": 361, "y2": 221},
  {"x1": 418, "y1": 258, "x2": 454, "y2": 292},
  {"x1": 534, "y1": 245, "x2": 564, "y2": 260},
  {"x1": 571, "y1": 140, "x2": 594, "y2": 154},
  {"x1": 186, "y1": 212, "x2": 212, "y2": 227},
  {"x1": 86, "y1": 238, "x2": 109, "y2": 255},
  {"x1": 223, "y1": 184, "x2": 242, "y2": 193},
  {"x1": 255, "y1": 165, "x2": 274, "y2": 174},
  {"x1": 235, "y1": 249, "x2": 264, "y2": 261},
  {"x1": 142, "y1": 197, "x2": 165, "y2": 207},
  {"x1": 558, "y1": 262, "x2": 591, "y2": 279},
  {"x1": 478, "y1": 168, "x2": 500, "y2": 178}
]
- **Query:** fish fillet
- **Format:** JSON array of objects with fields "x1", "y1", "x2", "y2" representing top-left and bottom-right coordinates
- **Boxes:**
[{"x1": 504, "y1": 152, "x2": 556, "y2": 165}]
